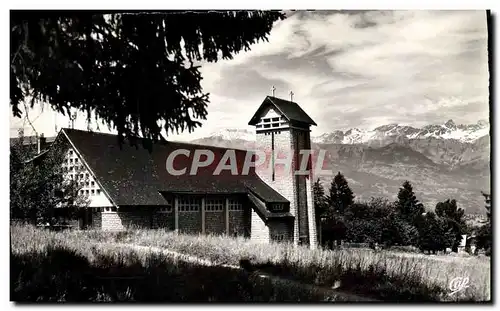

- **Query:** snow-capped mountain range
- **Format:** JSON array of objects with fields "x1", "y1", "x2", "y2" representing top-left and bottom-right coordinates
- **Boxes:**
[
  {"x1": 314, "y1": 119, "x2": 489, "y2": 145},
  {"x1": 203, "y1": 119, "x2": 489, "y2": 145}
]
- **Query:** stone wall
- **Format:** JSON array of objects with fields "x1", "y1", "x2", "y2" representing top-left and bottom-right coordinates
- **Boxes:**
[
  {"x1": 178, "y1": 211, "x2": 202, "y2": 234},
  {"x1": 101, "y1": 210, "x2": 152, "y2": 231},
  {"x1": 205, "y1": 210, "x2": 225, "y2": 235},
  {"x1": 268, "y1": 219, "x2": 293, "y2": 243},
  {"x1": 295, "y1": 129, "x2": 310, "y2": 243},
  {"x1": 92, "y1": 210, "x2": 102, "y2": 229},
  {"x1": 153, "y1": 212, "x2": 175, "y2": 230},
  {"x1": 254, "y1": 124, "x2": 318, "y2": 247},
  {"x1": 256, "y1": 128, "x2": 301, "y2": 244},
  {"x1": 229, "y1": 210, "x2": 248, "y2": 237},
  {"x1": 250, "y1": 208, "x2": 270, "y2": 243}
]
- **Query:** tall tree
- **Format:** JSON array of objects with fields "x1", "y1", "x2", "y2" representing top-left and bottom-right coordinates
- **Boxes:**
[
  {"x1": 10, "y1": 11, "x2": 286, "y2": 147},
  {"x1": 313, "y1": 178, "x2": 328, "y2": 246},
  {"x1": 323, "y1": 172, "x2": 354, "y2": 247},
  {"x1": 435, "y1": 199, "x2": 466, "y2": 252},
  {"x1": 481, "y1": 191, "x2": 491, "y2": 222},
  {"x1": 313, "y1": 178, "x2": 328, "y2": 219},
  {"x1": 476, "y1": 191, "x2": 492, "y2": 255},
  {"x1": 10, "y1": 133, "x2": 88, "y2": 226},
  {"x1": 396, "y1": 180, "x2": 424, "y2": 224},
  {"x1": 417, "y1": 212, "x2": 454, "y2": 254},
  {"x1": 327, "y1": 172, "x2": 355, "y2": 215}
]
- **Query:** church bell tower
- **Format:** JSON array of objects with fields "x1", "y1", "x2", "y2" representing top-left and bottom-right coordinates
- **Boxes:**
[{"x1": 248, "y1": 90, "x2": 318, "y2": 248}]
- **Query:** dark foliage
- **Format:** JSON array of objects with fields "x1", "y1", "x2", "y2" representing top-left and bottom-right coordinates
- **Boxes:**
[
  {"x1": 327, "y1": 172, "x2": 355, "y2": 215},
  {"x1": 395, "y1": 181, "x2": 424, "y2": 224},
  {"x1": 313, "y1": 178, "x2": 328, "y2": 220},
  {"x1": 435, "y1": 199, "x2": 466, "y2": 252},
  {"x1": 416, "y1": 212, "x2": 454, "y2": 254},
  {"x1": 476, "y1": 192, "x2": 492, "y2": 255},
  {"x1": 10, "y1": 132, "x2": 88, "y2": 225},
  {"x1": 11, "y1": 11, "x2": 286, "y2": 148}
]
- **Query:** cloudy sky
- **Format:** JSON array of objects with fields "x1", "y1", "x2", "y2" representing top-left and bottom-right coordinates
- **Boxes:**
[{"x1": 10, "y1": 10, "x2": 489, "y2": 141}]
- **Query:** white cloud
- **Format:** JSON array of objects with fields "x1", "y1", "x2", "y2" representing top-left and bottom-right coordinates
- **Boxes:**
[{"x1": 10, "y1": 10, "x2": 489, "y2": 140}]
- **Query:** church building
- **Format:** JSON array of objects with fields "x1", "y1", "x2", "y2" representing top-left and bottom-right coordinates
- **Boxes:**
[{"x1": 40, "y1": 96, "x2": 318, "y2": 247}]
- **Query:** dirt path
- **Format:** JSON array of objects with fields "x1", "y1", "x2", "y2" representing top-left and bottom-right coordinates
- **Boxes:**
[{"x1": 105, "y1": 242, "x2": 379, "y2": 302}]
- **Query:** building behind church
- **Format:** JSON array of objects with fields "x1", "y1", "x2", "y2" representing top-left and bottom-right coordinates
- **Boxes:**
[{"x1": 23, "y1": 96, "x2": 319, "y2": 247}]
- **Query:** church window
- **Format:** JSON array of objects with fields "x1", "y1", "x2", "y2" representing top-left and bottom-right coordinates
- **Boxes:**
[
  {"x1": 274, "y1": 204, "x2": 284, "y2": 211},
  {"x1": 158, "y1": 205, "x2": 172, "y2": 213},
  {"x1": 179, "y1": 197, "x2": 201, "y2": 212},
  {"x1": 271, "y1": 132, "x2": 275, "y2": 181},
  {"x1": 228, "y1": 199, "x2": 243, "y2": 211},
  {"x1": 205, "y1": 198, "x2": 224, "y2": 212},
  {"x1": 271, "y1": 233, "x2": 286, "y2": 242}
]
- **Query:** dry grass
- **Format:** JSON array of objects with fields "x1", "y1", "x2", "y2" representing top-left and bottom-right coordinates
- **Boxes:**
[
  {"x1": 10, "y1": 225, "x2": 334, "y2": 302},
  {"x1": 10, "y1": 225, "x2": 491, "y2": 302}
]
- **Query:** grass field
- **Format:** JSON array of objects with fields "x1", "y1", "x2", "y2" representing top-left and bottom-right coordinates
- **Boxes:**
[{"x1": 10, "y1": 225, "x2": 491, "y2": 302}]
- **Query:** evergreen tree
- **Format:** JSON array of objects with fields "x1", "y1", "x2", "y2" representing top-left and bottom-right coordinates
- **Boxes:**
[
  {"x1": 11, "y1": 11, "x2": 285, "y2": 147},
  {"x1": 313, "y1": 178, "x2": 328, "y2": 220},
  {"x1": 327, "y1": 172, "x2": 355, "y2": 214},
  {"x1": 481, "y1": 191, "x2": 491, "y2": 222},
  {"x1": 396, "y1": 180, "x2": 424, "y2": 224},
  {"x1": 313, "y1": 178, "x2": 328, "y2": 247},
  {"x1": 435, "y1": 199, "x2": 466, "y2": 252},
  {"x1": 476, "y1": 192, "x2": 492, "y2": 255},
  {"x1": 417, "y1": 212, "x2": 454, "y2": 254},
  {"x1": 322, "y1": 172, "x2": 354, "y2": 247}
]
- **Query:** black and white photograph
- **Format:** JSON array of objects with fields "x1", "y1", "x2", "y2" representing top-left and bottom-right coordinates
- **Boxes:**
[{"x1": 8, "y1": 6, "x2": 492, "y2": 303}]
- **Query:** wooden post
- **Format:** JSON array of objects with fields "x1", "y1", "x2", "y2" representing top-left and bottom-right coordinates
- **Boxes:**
[
  {"x1": 201, "y1": 197, "x2": 206, "y2": 235},
  {"x1": 225, "y1": 197, "x2": 230, "y2": 235},
  {"x1": 174, "y1": 196, "x2": 179, "y2": 233}
]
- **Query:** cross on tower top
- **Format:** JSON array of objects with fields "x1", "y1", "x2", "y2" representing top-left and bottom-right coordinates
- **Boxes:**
[
  {"x1": 271, "y1": 86, "x2": 276, "y2": 97},
  {"x1": 289, "y1": 91, "x2": 294, "y2": 102},
  {"x1": 69, "y1": 113, "x2": 77, "y2": 129}
]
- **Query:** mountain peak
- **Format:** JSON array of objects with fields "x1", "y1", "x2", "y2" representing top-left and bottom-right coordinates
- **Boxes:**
[{"x1": 445, "y1": 119, "x2": 456, "y2": 128}]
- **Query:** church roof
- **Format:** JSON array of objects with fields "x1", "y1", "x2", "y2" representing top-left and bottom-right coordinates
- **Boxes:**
[
  {"x1": 58, "y1": 128, "x2": 289, "y2": 207},
  {"x1": 248, "y1": 96, "x2": 317, "y2": 126}
]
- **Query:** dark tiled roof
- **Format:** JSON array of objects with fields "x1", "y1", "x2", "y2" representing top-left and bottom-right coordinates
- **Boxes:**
[
  {"x1": 248, "y1": 96, "x2": 317, "y2": 126},
  {"x1": 10, "y1": 135, "x2": 56, "y2": 146},
  {"x1": 61, "y1": 128, "x2": 289, "y2": 206}
]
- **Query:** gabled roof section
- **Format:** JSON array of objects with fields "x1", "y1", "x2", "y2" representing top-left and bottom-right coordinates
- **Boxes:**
[
  {"x1": 248, "y1": 96, "x2": 317, "y2": 126},
  {"x1": 60, "y1": 128, "x2": 290, "y2": 206},
  {"x1": 247, "y1": 192, "x2": 294, "y2": 221}
]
